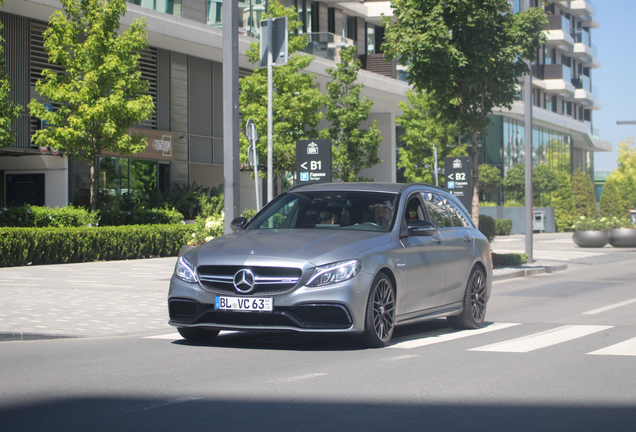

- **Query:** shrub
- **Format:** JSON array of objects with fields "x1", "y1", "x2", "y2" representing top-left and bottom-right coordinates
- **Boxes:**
[
  {"x1": 188, "y1": 212, "x2": 225, "y2": 246},
  {"x1": 480, "y1": 201, "x2": 498, "y2": 207},
  {"x1": 492, "y1": 252, "x2": 528, "y2": 268},
  {"x1": 606, "y1": 216, "x2": 635, "y2": 229},
  {"x1": 478, "y1": 215, "x2": 496, "y2": 243},
  {"x1": 495, "y1": 219, "x2": 512, "y2": 236},
  {"x1": 552, "y1": 171, "x2": 575, "y2": 232},
  {"x1": 98, "y1": 207, "x2": 184, "y2": 226},
  {"x1": 572, "y1": 170, "x2": 598, "y2": 218},
  {"x1": 571, "y1": 216, "x2": 609, "y2": 231},
  {"x1": 599, "y1": 176, "x2": 627, "y2": 219},
  {"x1": 0, "y1": 224, "x2": 192, "y2": 267},
  {"x1": 503, "y1": 199, "x2": 524, "y2": 207},
  {"x1": 0, "y1": 205, "x2": 98, "y2": 228}
]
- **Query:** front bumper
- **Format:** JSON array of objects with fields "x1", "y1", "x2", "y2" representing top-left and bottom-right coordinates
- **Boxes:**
[{"x1": 167, "y1": 271, "x2": 374, "y2": 333}]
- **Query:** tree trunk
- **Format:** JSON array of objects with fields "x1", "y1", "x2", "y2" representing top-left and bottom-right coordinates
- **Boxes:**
[
  {"x1": 90, "y1": 156, "x2": 98, "y2": 211},
  {"x1": 471, "y1": 130, "x2": 480, "y2": 228}
]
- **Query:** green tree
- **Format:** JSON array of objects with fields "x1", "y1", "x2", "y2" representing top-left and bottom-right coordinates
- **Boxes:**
[
  {"x1": 503, "y1": 163, "x2": 526, "y2": 201},
  {"x1": 533, "y1": 163, "x2": 558, "y2": 207},
  {"x1": 0, "y1": 0, "x2": 23, "y2": 147},
  {"x1": 383, "y1": 0, "x2": 546, "y2": 225},
  {"x1": 612, "y1": 138, "x2": 636, "y2": 210},
  {"x1": 551, "y1": 171, "x2": 574, "y2": 232},
  {"x1": 239, "y1": 1, "x2": 323, "y2": 192},
  {"x1": 572, "y1": 169, "x2": 597, "y2": 218},
  {"x1": 396, "y1": 89, "x2": 465, "y2": 184},
  {"x1": 599, "y1": 176, "x2": 627, "y2": 218},
  {"x1": 478, "y1": 164, "x2": 501, "y2": 199},
  {"x1": 29, "y1": 0, "x2": 154, "y2": 210},
  {"x1": 319, "y1": 46, "x2": 381, "y2": 182}
]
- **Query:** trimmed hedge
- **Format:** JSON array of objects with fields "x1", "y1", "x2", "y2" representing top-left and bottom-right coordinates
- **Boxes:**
[
  {"x1": 0, "y1": 205, "x2": 97, "y2": 228},
  {"x1": 98, "y1": 208, "x2": 184, "y2": 226},
  {"x1": 0, "y1": 224, "x2": 192, "y2": 267},
  {"x1": 492, "y1": 252, "x2": 528, "y2": 268},
  {"x1": 478, "y1": 215, "x2": 496, "y2": 243},
  {"x1": 0, "y1": 205, "x2": 184, "y2": 228},
  {"x1": 495, "y1": 219, "x2": 512, "y2": 236}
]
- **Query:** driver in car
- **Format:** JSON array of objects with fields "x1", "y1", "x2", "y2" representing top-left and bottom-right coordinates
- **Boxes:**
[{"x1": 369, "y1": 201, "x2": 394, "y2": 231}]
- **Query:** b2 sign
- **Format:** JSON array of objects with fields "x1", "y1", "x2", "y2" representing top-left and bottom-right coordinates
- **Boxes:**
[{"x1": 444, "y1": 156, "x2": 472, "y2": 211}]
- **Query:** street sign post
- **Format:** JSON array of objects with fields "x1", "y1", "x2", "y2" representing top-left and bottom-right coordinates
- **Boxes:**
[
  {"x1": 296, "y1": 140, "x2": 332, "y2": 184},
  {"x1": 444, "y1": 156, "x2": 472, "y2": 211},
  {"x1": 260, "y1": 17, "x2": 288, "y2": 203},
  {"x1": 246, "y1": 119, "x2": 261, "y2": 211}
]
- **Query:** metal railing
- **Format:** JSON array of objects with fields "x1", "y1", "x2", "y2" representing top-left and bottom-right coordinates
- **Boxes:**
[{"x1": 302, "y1": 33, "x2": 356, "y2": 62}]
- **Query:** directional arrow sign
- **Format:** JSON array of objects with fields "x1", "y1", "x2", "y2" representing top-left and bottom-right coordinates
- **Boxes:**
[
  {"x1": 448, "y1": 173, "x2": 455, "y2": 180},
  {"x1": 300, "y1": 162, "x2": 308, "y2": 170}
]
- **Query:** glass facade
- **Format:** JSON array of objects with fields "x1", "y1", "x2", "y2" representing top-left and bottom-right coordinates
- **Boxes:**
[
  {"x1": 97, "y1": 157, "x2": 166, "y2": 210},
  {"x1": 484, "y1": 116, "x2": 573, "y2": 176}
]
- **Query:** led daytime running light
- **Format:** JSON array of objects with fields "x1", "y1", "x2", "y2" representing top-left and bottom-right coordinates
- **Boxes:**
[
  {"x1": 307, "y1": 260, "x2": 361, "y2": 287},
  {"x1": 175, "y1": 256, "x2": 198, "y2": 284}
]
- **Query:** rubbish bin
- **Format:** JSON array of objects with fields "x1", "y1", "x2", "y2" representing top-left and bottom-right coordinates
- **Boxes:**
[
  {"x1": 533, "y1": 210, "x2": 546, "y2": 232},
  {"x1": 630, "y1": 210, "x2": 636, "y2": 225}
]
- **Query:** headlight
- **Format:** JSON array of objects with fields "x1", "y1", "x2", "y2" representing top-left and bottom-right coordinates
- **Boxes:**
[
  {"x1": 175, "y1": 256, "x2": 198, "y2": 284},
  {"x1": 306, "y1": 260, "x2": 361, "y2": 287}
]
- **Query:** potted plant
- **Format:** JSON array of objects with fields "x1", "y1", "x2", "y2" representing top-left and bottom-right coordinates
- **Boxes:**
[
  {"x1": 607, "y1": 216, "x2": 636, "y2": 248},
  {"x1": 572, "y1": 216, "x2": 609, "y2": 248}
]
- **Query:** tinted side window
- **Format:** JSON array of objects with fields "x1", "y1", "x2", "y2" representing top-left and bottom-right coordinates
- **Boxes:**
[
  {"x1": 421, "y1": 192, "x2": 453, "y2": 228},
  {"x1": 445, "y1": 196, "x2": 473, "y2": 228}
]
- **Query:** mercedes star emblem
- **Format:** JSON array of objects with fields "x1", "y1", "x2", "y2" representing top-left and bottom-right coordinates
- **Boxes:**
[{"x1": 233, "y1": 269, "x2": 255, "y2": 293}]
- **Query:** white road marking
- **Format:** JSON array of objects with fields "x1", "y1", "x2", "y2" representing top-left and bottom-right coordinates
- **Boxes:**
[
  {"x1": 381, "y1": 355, "x2": 418, "y2": 361},
  {"x1": 470, "y1": 325, "x2": 613, "y2": 353},
  {"x1": 266, "y1": 373, "x2": 327, "y2": 383},
  {"x1": 388, "y1": 322, "x2": 521, "y2": 349},
  {"x1": 588, "y1": 337, "x2": 636, "y2": 356},
  {"x1": 582, "y1": 298, "x2": 636, "y2": 315}
]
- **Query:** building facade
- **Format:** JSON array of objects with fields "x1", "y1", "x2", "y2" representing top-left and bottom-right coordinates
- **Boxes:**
[
  {"x1": 0, "y1": 0, "x2": 406, "y2": 210},
  {"x1": 482, "y1": 0, "x2": 610, "y2": 204},
  {"x1": 1, "y1": 0, "x2": 609, "y2": 210}
]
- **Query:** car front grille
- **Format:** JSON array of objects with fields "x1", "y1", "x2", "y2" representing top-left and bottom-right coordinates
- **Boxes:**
[{"x1": 197, "y1": 265, "x2": 303, "y2": 295}]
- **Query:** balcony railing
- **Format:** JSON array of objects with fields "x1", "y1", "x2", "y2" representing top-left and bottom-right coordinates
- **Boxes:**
[
  {"x1": 302, "y1": 33, "x2": 356, "y2": 62},
  {"x1": 545, "y1": 14, "x2": 571, "y2": 34},
  {"x1": 544, "y1": 64, "x2": 572, "y2": 82},
  {"x1": 572, "y1": 28, "x2": 591, "y2": 46},
  {"x1": 571, "y1": 75, "x2": 591, "y2": 92}
]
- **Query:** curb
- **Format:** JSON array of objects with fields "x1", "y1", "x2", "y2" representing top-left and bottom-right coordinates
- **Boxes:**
[
  {"x1": 492, "y1": 263, "x2": 568, "y2": 281},
  {"x1": 0, "y1": 332, "x2": 77, "y2": 343}
]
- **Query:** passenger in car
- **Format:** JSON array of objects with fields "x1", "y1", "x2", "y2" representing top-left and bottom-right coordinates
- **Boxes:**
[{"x1": 318, "y1": 210, "x2": 338, "y2": 225}]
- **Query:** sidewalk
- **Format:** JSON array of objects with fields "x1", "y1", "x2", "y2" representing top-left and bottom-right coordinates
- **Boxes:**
[{"x1": 1, "y1": 233, "x2": 587, "y2": 341}]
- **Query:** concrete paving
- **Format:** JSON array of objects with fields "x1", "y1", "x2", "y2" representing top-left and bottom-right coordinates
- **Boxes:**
[{"x1": 1, "y1": 232, "x2": 628, "y2": 341}]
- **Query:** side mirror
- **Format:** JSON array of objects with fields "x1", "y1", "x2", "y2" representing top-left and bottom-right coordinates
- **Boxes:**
[
  {"x1": 408, "y1": 220, "x2": 436, "y2": 236},
  {"x1": 230, "y1": 217, "x2": 248, "y2": 232}
]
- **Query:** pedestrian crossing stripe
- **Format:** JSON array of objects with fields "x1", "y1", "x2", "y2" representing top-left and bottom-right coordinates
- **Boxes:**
[
  {"x1": 388, "y1": 322, "x2": 521, "y2": 349},
  {"x1": 469, "y1": 325, "x2": 613, "y2": 353},
  {"x1": 588, "y1": 337, "x2": 636, "y2": 356}
]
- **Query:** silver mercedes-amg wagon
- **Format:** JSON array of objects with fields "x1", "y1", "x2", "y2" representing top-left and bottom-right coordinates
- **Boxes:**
[{"x1": 168, "y1": 183, "x2": 492, "y2": 347}]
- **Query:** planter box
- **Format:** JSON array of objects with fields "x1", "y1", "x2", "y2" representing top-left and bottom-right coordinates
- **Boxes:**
[
  {"x1": 608, "y1": 228, "x2": 636, "y2": 248},
  {"x1": 572, "y1": 230, "x2": 609, "y2": 248}
]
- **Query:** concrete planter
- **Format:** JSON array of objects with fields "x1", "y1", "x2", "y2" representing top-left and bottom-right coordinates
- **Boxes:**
[
  {"x1": 608, "y1": 228, "x2": 636, "y2": 248},
  {"x1": 572, "y1": 230, "x2": 609, "y2": 248}
]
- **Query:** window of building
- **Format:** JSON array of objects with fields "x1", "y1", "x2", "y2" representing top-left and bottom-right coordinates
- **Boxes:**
[
  {"x1": 366, "y1": 24, "x2": 375, "y2": 55},
  {"x1": 328, "y1": 7, "x2": 335, "y2": 34},
  {"x1": 343, "y1": 14, "x2": 356, "y2": 41},
  {"x1": 129, "y1": 0, "x2": 182, "y2": 16},
  {"x1": 98, "y1": 157, "x2": 165, "y2": 210}
]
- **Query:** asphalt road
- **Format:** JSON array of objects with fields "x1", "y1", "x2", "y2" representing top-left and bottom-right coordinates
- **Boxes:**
[{"x1": 1, "y1": 233, "x2": 635, "y2": 431}]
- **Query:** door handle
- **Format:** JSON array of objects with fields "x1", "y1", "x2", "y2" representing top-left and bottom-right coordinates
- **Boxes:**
[
  {"x1": 432, "y1": 235, "x2": 442, "y2": 244},
  {"x1": 463, "y1": 235, "x2": 472, "y2": 243}
]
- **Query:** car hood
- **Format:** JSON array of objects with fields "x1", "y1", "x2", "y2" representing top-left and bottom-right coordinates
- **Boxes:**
[{"x1": 189, "y1": 229, "x2": 392, "y2": 267}]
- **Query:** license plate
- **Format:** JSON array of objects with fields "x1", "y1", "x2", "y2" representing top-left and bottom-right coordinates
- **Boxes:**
[{"x1": 215, "y1": 296, "x2": 273, "y2": 312}]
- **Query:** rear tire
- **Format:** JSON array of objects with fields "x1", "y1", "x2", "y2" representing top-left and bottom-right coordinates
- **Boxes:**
[
  {"x1": 447, "y1": 265, "x2": 487, "y2": 330},
  {"x1": 177, "y1": 327, "x2": 220, "y2": 341},
  {"x1": 360, "y1": 272, "x2": 396, "y2": 348}
]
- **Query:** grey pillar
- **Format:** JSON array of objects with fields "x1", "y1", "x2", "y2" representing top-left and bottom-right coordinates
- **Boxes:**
[
  {"x1": 523, "y1": 0, "x2": 533, "y2": 262},
  {"x1": 223, "y1": 0, "x2": 240, "y2": 233}
]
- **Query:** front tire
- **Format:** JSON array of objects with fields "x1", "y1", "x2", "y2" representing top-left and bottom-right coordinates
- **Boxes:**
[
  {"x1": 361, "y1": 272, "x2": 396, "y2": 348},
  {"x1": 177, "y1": 327, "x2": 220, "y2": 341},
  {"x1": 447, "y1": 265, "x2": 487, "y2": 330}
]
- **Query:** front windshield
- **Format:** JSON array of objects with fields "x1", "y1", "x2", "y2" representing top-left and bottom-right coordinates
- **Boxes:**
[{"x1": 246, "y1": 191, "x2": 398, "y2": 233}]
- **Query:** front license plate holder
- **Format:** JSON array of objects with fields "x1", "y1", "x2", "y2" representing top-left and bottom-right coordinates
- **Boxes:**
[{"x1": 215, "y1": 296, "x2": 273, "y2": 313}]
